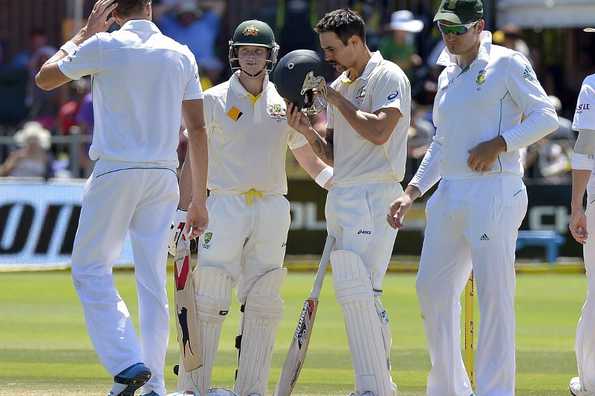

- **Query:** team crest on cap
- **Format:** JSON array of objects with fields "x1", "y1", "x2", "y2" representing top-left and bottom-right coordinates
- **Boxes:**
[{"x1": 243, "y1": 25, "x2": 260, "y2": 36}]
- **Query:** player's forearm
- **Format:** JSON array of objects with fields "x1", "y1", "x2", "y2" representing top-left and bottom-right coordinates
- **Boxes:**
[
  {"x1": 177, "y1": 155, "x2": 193, "y2": 210},
  {"x1": 409, "y1": 140, "x2": 442, "y2": 196},
  {"x1": 331, "y1": 94, "x2": 391, "y2": 145},
  {"x1": 501, "y1": 109, "x2": 559, "y2": 152},
  {"x1": 186, "y1": 127, "x2": 208, "y2": 205},
  {"x1": 572, "y1": 169, "x2": 591, "y2": 211},
  {"x1": 302, "y1": 127, "x2": 334, "y2": 166}
]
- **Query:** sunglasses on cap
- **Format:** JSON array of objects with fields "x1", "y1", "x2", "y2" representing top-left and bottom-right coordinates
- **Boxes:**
[{"x1": 437, "y1": 21, "x2": 479, "y2": 36}]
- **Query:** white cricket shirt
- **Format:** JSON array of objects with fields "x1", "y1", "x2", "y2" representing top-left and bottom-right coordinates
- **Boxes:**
[
  {"x1": 327, "y1": 51, "x2": 411, "y2": 186},
  {"x1": 57, "y1": 20, "x2": 203, "y2": 166},
  {"x1": 410, "y1": 32, "x2": 558, "y2": 194},
  {"x1": 572, "y1": 74, "x2": 595, "y2": 195},
  {"x1": 203, "y1": 72, "x2": 307, "y2": 194}
]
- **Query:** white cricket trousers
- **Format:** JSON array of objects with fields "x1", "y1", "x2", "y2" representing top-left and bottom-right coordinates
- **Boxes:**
[
  {"x1": 325, "y1": 181, "x2": 403, "y2": 291},
  {"x1": 197, "y1": 192, "x2": 290, "y2": 301},
  {"x1": 416, "y1": 174, "x2": 527, "y2": 396},
  {"x1": 71, "y1": 160, "x2": 179, "y2": 396},
  {"x1": 576, "y1": 194, "x2": 595, "y2": 390}
]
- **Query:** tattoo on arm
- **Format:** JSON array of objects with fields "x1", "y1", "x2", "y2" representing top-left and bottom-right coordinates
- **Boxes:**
[{"x1": 311, "y1": 128, "x2": 334, "y2": 165}]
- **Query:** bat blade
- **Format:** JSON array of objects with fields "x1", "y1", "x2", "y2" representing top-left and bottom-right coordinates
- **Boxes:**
[
  {"x1": 173, "y1": 238, "x2": 202, "y2": 371},
  {"x1": 274, "y1": 297, "x2": 318, "y2": 396}
]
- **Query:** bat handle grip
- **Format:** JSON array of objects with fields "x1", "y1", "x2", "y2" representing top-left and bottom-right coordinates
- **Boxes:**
[{"x1": 310, "y1": 235, "x2": 335, "y2": 299}]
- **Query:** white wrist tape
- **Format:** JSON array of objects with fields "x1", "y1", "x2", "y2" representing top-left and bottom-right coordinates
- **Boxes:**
[
  {"x1": 60, "y1": 41, "x2": 79, "y2": 56},
  {"x1": 315, "y1": 166, "x2": 333, "y2": 187},
  {"x1": 572, "y1": 152, "x2": 594, "y2": 171}
]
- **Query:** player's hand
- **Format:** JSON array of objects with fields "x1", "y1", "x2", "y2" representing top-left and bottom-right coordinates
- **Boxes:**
[
  {"x1": 324, "y1": 86, "x2": 340, "y2": 106},
  {"x1": 467, "y1": 136, "x2": 507, "y2": 173},
  {"x1": 387, "y1": 193, "x2": 414, "y2": 229},
  {"x1": 74, "y1": 0, "x2": 118, "y2": 44},
  {"x1": 287, "y1": 102, "x2": 312, "y2": 135},
  {"x1": 569, "y1": 208, "x2": 588, "y2": 244},
  {"x1": 185, "y1": 199, "x2": 208, "y2": 240}
]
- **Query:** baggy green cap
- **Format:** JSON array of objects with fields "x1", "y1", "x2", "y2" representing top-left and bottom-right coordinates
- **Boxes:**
[{"x1": 434, "y1": 0, "x2": 484, "y2": 24}]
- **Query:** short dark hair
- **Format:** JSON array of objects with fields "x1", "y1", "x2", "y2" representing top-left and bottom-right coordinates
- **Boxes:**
[
  {"x1": 314, "y1": 9, "x2": 366, "y2": 46},
  {"x1": 114, "y1": 0, "x2": 151, "y2": 17}
]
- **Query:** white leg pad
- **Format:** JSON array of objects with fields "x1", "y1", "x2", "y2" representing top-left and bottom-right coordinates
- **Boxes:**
[
  {"x1": 177, "y1": 266, "x2": 233, "y2": 395},
  {"x1": 234, "y1": 267, "x2": 287, "y2": 396},
  {"x1": 332, "y1": 250, "x2": 396, "y2": 396}
]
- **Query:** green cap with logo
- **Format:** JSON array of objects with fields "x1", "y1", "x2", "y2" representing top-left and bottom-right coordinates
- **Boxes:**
[
  {"x1": 230, "y1": 20, "x2": 277, "y2": 48},
  {"x1": 433, "y1": 0, "x2": 484, "y2": 24}
]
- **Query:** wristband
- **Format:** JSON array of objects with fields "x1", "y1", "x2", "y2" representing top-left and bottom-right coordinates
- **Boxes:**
[
  {"x1": 315, "y1": 166, "x2": 333, "y2": 187},
  {"x1": 572, "y1": 152, "x2": 594, "y2": 171},
  {"x1": 60, "y1": 41, "x2": 79, "y2": 56}
]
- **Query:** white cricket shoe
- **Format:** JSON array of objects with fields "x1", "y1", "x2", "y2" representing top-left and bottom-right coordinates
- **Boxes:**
[{"x1": 570, "y1": 377, "x2": 595, "y2": 396}]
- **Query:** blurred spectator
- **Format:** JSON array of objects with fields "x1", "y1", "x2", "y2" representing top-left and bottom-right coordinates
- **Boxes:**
[
  {"x1": 0, "y1": 121, "x2": 53, "y2": 178},
  {"x1": 11, "y1": 28, "x2": 48, "y2": 69},
  {"x1": 278, "y1": 0, "x2": 319, "y2": 57},
  {"x1": 379, "y1": 10, "x2": 424, "y2": 78},
  {"x1": 58, "y1": 79, "x2": 91, "y2": 135},
  {"x1": 522, "y1": 138, "x2": 571, "y2": 182},
  {"x1": 157, "y1": 0, "x2": 225, "y2": 66},
  {"x1": 199, "y1": 57, "x2": 225, "y2": 90},
  {"x1": 28, "y1": 46, "x2": 64, "y2": 130},
  {"x1": 523, "y1": 95, "x2": 573, "y2": 183},
  {"x1": 350, "y1": 0, "x2": 383, "y2": 50},
  {"x1": 0, "y1": 41, "x2": 28, "y2": 126},
  {"x1": 493, "y1": 24, "x2": 531, "y2": 61}
]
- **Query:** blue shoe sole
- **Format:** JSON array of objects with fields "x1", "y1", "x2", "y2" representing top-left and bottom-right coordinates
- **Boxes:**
[{"x1": 113, "y1": 367, "x2": 152, "y2": 396}]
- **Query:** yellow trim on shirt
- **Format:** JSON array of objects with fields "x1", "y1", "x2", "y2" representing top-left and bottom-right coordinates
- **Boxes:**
[{"x1": 247, "y1": 93, "x2": 261, "y2": 105}]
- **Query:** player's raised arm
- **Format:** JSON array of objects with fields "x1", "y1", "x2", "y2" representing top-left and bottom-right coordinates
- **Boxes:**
[{"x1": 36, "y1": 0, "x2": 117, "y2": 90}]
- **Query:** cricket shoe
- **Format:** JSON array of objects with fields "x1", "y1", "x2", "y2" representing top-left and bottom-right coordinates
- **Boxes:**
[
  {"x1": 140, "y1": 393, "x2": 161, "y2": 396},
  {"x1": 570, "y1": 377, "x2": 595, "y2": 396},
  {"x1": 108, "y1": 363, "x2": 152, "y2": 396}
]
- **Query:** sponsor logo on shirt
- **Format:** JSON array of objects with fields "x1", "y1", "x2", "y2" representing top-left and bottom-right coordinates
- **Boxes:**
[
  {"x1": 227, "y1": 106, "x2": 243, "y2": 121},
  {"x1": 577, "y1": 103, "x2": 592, "y2": 114},
  {"x1": 522, "y1": 65, "x2": 536, "y2": 82},
  {"x1": 387, "y1": 91, "x2": 400, "y2": 101},
  {"x1": 357, "y1": 229, "x2": 372, "y2": 235}
]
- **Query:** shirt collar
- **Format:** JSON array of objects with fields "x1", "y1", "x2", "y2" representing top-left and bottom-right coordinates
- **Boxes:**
[
  {"x1": 120, "y1": 19, "x2": 161, "y2": 34},
  {"x1": 229, "y1": 71, "x2": 270, "y2": 103},
  {"x1": 340, "y1": 51, "x2": 383, "y2": 84},
  {"x1": 436, "y1": 31, "x2": 493, "y2": 67}
]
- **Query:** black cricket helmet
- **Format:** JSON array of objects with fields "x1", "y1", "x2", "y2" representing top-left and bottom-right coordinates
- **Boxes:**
[
  {"x1": 272, "y1": 49, "x2": 330, "y2": 115},
  {"x1": 228, "y1": 20, "x2": 279, "y2": 73}
]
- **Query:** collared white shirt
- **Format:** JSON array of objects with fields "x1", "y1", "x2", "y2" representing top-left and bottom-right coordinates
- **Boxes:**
[
  {"x1": 57, "y1": 20, "x2": 203, "y2": 166},
  {"x1": 410, "y1": 31, "x2": 558, "y2": 194},
  {"x1": 203, "y1": 72, "x2": 307, "y2": 194},
  {"x1": 572, "y1": 74, "x2": 595, "y2": 194},
  {"x1": 327, "y1": 51, "x2": 411, "y2": 186}
]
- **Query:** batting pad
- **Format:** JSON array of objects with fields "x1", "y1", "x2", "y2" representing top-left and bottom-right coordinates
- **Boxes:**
[
  {"x1": 331, "y1": 250, "x2": 397, "y2": 396},
  {"x1": 177, "y1": 266, "x2": 233, "y2": 395},
  {"x1": 235, "y1": 267, "x2": 287, "y2": 396}
]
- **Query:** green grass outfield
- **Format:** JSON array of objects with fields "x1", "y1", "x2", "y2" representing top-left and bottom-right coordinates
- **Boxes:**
[{"x1": 0, "y1": 269, "x2": 587, "y2": 396}]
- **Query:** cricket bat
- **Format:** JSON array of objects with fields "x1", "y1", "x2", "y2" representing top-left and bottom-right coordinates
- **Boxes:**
[
  {"x1": 173, "y1": 234, "x2": 202, "y2": 372},
  {"x1": 274, "y1": 235, "x2": 335, "y2": 396}
]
